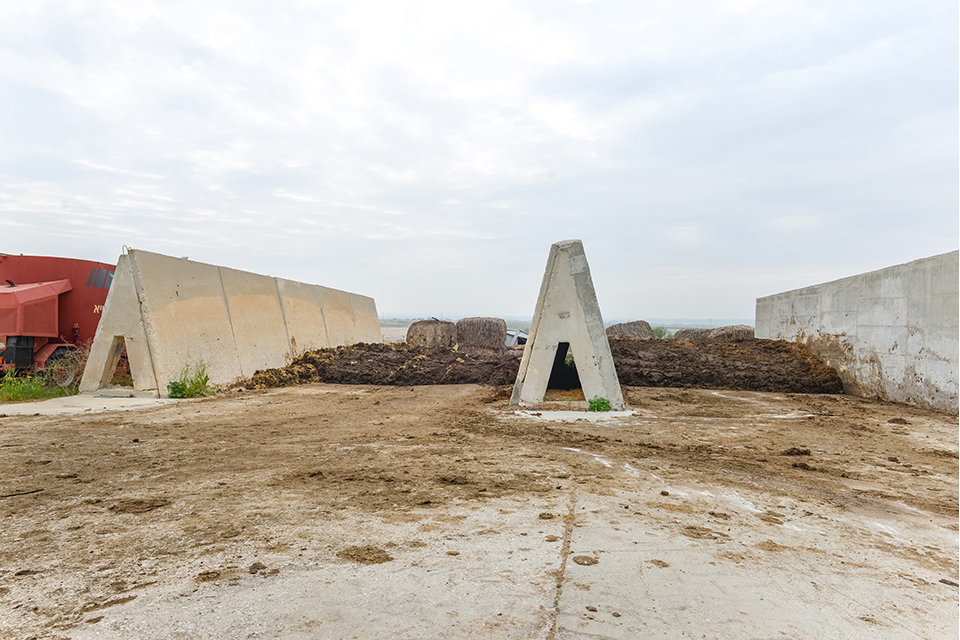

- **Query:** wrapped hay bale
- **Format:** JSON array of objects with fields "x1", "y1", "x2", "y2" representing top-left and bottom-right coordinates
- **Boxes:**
[
  {"x1": 673, "y1": 327, "x2": 712, "y2": 341},
  {"x1": 674, "y1": 326, "x2": 755, "y2": 341},
  {"x1": 456, "y1": 317, "x2": 507, "y2": 356},
  {"x1": 606, "y1": 320, "x2": 655, "y2": 340},
  {"x1": 707, "y1": 324, "x2": 755, "y2": 341},
  {"x1": 406, "y1": 319, "x2": 457, "y2": 348}
]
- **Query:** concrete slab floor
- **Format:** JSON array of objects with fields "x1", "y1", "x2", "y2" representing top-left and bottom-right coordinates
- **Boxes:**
[
  {"x1": 63, "y1": 479, "x2": 956, "y2": 640},
  {"x1": 0, "y1": 393, "x2": 170, "y2": 417},
  {"x1": 513, "y1": 410, "x2": 637, "y2": 423},
  {"x1": 555, "y1": 485, "x2": 955, "y2": 640},
  {"x1": 68, "y1": 499, "x2": 563, "y2": 639}
]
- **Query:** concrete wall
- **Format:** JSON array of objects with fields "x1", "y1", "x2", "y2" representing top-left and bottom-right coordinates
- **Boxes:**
[
  {"x1": 756, "y1": 251, "x2": 958, "y2": 412},
  {"x1": 80, "y1": 249, "x2": 381, "y2": 396}
]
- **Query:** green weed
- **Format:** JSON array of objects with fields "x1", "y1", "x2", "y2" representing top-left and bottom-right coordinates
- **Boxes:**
[
  {"x1": 652, "y1": 327, "x2": 674, "y2": 339},
  {"x1": 588, "y1": 396, "x2": 611, "y2": 412},
  {"x1": 166, "y1": 360, "x2": 215, "y2": 398},
  {"x1": 0, "y1": 369, "x2": 66, "y2": 403}
]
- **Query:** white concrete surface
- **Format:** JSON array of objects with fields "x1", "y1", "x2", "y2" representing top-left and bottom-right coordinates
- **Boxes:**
[
  {"x1": 277, "y1": 278, "x2": 331, "y2": 355},
  {"x1": 318, "y1": 285, "x2": 382, "y2": 348},
  {"x1": 79, "y1": 250, "x2": 382, "y2": 396},
  {"x1": 555, "y1": 489, "x2": 955, "y2": 640},
  {"x1": 59, "y1": 470, "x2": 957, "y2": 640},
  {"x1": 512, "y1": 240, "x2": 625, "y2": 410},
  {"x1": 511, "y1": 410, "x2": 636, "y2": 423},
  {"x1": 347, "y1": 290, "x2": 383, "y2": 345},
  {"x1": 135, "y1": 249, "x2": 246, "y2": 392},
  {"x1": 756, "y1": 251, "x2": 958, "y2": 412},
  {"x1": 68, "y1": 501, "x2": 564, "y2": 640},
  {"x1": 220, "y1": 266, "x2": 292, "y2": 379},
  {"x1": 0, "y1": 394, "x2": 170, "y2": 416}
]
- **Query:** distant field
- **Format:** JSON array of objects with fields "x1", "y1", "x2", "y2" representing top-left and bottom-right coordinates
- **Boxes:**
[
  {"x1": 379, "y1": 318, "x2": 414, "y2": 342},
  {"x1": 380, "y1": 326, "x2": 407, "y2": 343}
]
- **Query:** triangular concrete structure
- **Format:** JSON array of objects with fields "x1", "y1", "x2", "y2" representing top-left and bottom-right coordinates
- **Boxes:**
[{"x1": 511, "y1": 240, "x2": 625, "y2": 409}]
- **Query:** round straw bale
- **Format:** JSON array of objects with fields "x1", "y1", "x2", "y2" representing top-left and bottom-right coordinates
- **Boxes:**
[
  {"x1": 707, "y1": 324, "x2": 755, "y2": 341},
  {"x1": 406, "y1": 319, "x2": 457, "y2": 348},
  {"x1": 456, "y1": 317, "x2": 507, "y2": 356},
  {"x1": 605, "y1": 320, "x2": 655, "y2": 340},
  {"x1": 673, "y1": 328, "x2": 712, "y2": 341}
]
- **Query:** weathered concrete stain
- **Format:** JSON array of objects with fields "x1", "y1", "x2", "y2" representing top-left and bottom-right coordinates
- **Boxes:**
[{"x1": 800, "y1": 332, "x2": 861, "y2": 395}]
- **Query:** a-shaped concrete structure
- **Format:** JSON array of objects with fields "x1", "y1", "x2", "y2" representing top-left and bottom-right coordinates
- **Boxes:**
[
  {"x1": 511, "y1": 240, "x2": 625, "y2": 409},
  {"x1": 79, "y1": 249, "x2": 380, "y2": 396}
]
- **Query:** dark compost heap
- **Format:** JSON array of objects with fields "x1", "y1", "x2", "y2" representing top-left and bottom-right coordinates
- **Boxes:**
[{"x1": 249, "y1": 337, "x2": 843, "y2": 394}]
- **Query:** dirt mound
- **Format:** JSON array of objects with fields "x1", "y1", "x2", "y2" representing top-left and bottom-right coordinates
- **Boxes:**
[
  {"x1": 707, "y1": 324, "x2": 755, "y2": 340},
  {"x1": 250, "y1": 342, "x2": 519, "y2": 388},
  {"x1": 607, "y1": 337, "x2": 843, "y2": 393},
  {"x1": 249, "y1": 338, "x2": 842, "y2": 394}
]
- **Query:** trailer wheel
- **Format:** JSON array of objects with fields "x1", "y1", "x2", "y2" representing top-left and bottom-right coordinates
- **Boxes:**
[{"x1": 46, "y1": 347, "x2": 79, "y2": 388}]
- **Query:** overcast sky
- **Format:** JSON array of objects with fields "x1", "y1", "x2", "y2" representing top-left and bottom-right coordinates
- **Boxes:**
[{"x1": 1, "y1": 1, "x2": 957, "y2": 321}]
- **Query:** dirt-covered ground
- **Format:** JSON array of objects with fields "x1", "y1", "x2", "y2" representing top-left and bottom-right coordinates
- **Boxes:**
[
  {"x1": 248, "y1": 337, "x2": 843, "y2": 394},
  {"x1": 0, "y1": 383, "x2": 956, "y2": 638}
]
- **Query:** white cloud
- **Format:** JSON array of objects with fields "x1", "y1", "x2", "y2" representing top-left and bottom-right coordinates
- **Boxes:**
[
  {"x1": 772, "y1": 215, "x2": 820, "y2": 231},
  {"x1": 0, "y1": 0, "x2": 955, "y2": 319},
  {"x1": 667, "y1": 225, "x2": 703, "y2": 247}
]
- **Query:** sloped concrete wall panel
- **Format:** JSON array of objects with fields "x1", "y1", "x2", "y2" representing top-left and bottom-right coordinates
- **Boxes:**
[
  {"x1": 317, "y1": 286, "x2": 356, "y2": 347},
  {"x1": 220, "y1": 267, "x2": 292, "y2": 379},
  {"x1": 133, "y1": 251, "x2": 244, "y2": 392},
  {"x1": 277, "y1": 279, "x2": 330, "y2": 356},
  {"x1": 349, "y1": 293, "x2": 383, "y2": 344}
]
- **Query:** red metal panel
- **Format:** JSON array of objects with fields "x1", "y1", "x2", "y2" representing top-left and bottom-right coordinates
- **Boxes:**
[
  {"x1": 22, "y1": 296, "x2": 58, "y2": 336},
  {"x1": 33, "y1": 341, "x2": 60, "y2": 368},
  {"x1": 0, "y1": 255, "x2": 115, "y2": 348},
  {"x1": 0, "y1": 307, "x2": 14, "y2": 335},
  {"x1": 0, "y1": 280, "x2": 72, "y2": 336}
]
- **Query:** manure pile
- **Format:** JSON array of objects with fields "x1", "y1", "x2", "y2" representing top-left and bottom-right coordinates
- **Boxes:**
[
  {"x1": 250, "y1": 342, "x2": 519, "y2": 388},
  {"x1": 250, "y1": 338, "x2": 843, "y2": 394},
  {"x1": 607, "y1": 336, "x2": 842, "y2": 393}
]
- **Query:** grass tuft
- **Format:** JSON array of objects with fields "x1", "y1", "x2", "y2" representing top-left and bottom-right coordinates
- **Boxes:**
[
  {"x1": 588, "y1": 396, "x2": 611, "y2": 412},
  {"x1": 0, "y1": 369, "x2": 67, "y2": 403},
  {"x1": 167, "y1": 360, "x2": 215, "y2": 398}
]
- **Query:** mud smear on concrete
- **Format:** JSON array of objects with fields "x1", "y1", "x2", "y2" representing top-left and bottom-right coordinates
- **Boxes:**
[
  {"x1": 249, "y1": 338, "x2": 843, "y2": 394},
  {"x1": 337, "y1": 546, "x2": 394, "y2": 565}
]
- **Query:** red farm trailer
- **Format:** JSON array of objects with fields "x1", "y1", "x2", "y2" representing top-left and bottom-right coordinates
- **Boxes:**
[{"x1": 0, "y1": 254, "x2": 116, "y2": 379}]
